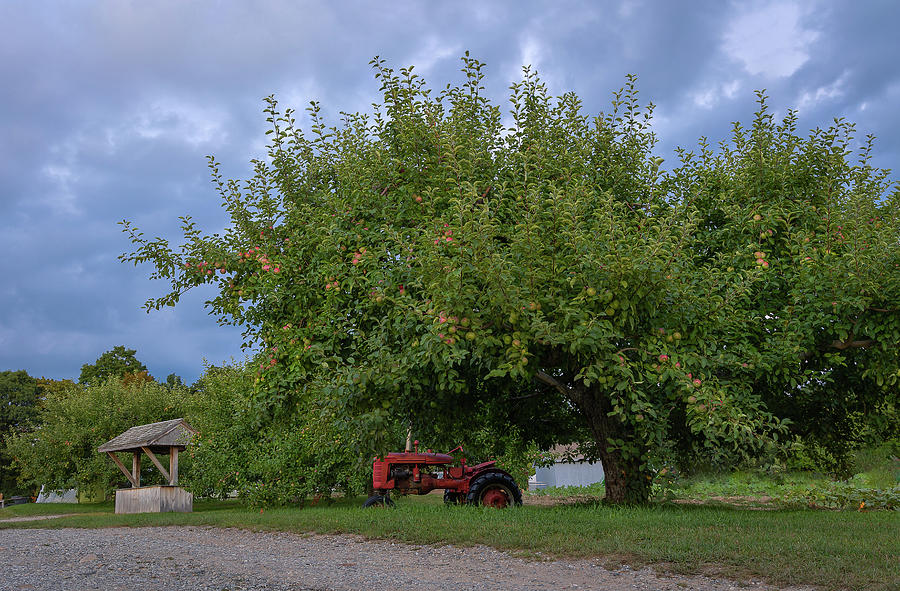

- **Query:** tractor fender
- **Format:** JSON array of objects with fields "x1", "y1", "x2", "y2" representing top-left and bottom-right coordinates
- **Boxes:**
[
  {"x1": 468, "y1": 462, "x2": 518, "y2": 483},
  {"x1": 470, "y1": 459, "x2": 497, "y2": 471},
  {"x1": 466, "y1": 464, "x2": 519, "y2": 488}
]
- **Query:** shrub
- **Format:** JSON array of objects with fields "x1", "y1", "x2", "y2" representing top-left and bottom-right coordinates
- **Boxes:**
[{"x1": 182, "y1": 363, "x2": 370, "y2": 507}]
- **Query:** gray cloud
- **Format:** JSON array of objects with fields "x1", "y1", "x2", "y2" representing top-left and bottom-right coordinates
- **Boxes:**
[{"x1": 2, "y1": 0, "x2": 897, "y2": 382}]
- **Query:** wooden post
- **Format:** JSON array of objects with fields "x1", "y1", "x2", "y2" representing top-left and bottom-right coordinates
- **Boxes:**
[
  {"x1": 141, "y1": 446, "x2": 171, "y2": 484},
  {"x1": 106, "y1": 452, "x2": 139, "y2": 487},
  {"x1": 132, "y1": 452, "x2": 141, "y2": 488},
  {"x1": 169, "y1": 446, "x2": 179, "y2": 485}
]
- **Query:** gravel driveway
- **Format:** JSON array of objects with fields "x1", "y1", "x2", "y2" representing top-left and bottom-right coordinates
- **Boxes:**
[{"x1": 0, "y1": 526, "x2": 814, "y2": 591}]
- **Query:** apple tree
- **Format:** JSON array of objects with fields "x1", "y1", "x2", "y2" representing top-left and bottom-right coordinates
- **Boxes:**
[
  {"x1": 667, "y1": 101, "x2": 900, "y2": 474},
  {"x1": 121, "y1": 56, "x2": 899, "y2": 503}
]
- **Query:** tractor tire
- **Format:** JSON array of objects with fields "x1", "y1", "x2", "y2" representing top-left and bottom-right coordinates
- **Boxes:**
[
  {"x1": 443, "y1": 490, "x2": 463, "y2": 505},
  {"x1": 362, "y1": 493, "x2": 395, "y2": 508},
  {"x1": 465, "y1": 471, "x2": 523, "y2": 508}
]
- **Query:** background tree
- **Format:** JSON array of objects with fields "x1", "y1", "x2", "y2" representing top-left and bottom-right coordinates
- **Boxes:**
[
  {"x1": 122, "y1": 56, "x2": 899, "y2": 503},
  {"x1": 6, "y1": 377, "x2": 190, "y2": 498},
  {"x1": 0, "y1": 370, "x2": 42, "y2": 495},
  {"x1": 35, "y1": 377, "x2": 77, "y2": 398},
  {"x1": 182, "y1": 362, "x2": 372, "y2": 505},
  {"x1": 165, "y1": 373, "x2": 185, "y2": 389},
  {"x1": 78, "y1": 345, "x2": 148, "y2": 386}
]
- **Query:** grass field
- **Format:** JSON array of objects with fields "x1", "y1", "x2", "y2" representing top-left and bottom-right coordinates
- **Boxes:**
[
  {"x1": 2, "y1": 493, "x2": 897, "y2": 591},
  {"x1": 4, "y1": 446, "x2": 897, "y2": 589}
]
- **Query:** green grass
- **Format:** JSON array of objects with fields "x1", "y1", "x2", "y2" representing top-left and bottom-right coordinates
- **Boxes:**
[
  {"x1": 662, "y1": 453, "x2": 900, "y2": 510},
  {"x1": 852, "y1": 443, "x2": 900, "y2": 489},
  {"x1": 2, "y1": 496, "x2": 897, "y2": 590},
  {"x1": 669, "y1": 470, "x2": 824, "y2": 499},
  {"x1": 529, "y1": 481, "x2": 606, "y2": 497}
]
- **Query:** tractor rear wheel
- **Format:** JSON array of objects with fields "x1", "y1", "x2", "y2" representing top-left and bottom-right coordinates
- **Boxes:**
[
  {"x1": 465, "y1": 471, "x2": 522, "y2": 508},
  {"x1": 362, "y1": 493, "x2": 395, "y2": 508}
]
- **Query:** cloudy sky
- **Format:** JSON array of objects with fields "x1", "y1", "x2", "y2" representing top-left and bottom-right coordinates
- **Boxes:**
[{"x1": 2, "y1": 0, "x2": 898, "y2": 384}]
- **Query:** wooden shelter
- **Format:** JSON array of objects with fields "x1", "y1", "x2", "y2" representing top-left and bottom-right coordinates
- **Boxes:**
[{"x1": 98, "y1": 418, "x2": 197, "y2": 513}]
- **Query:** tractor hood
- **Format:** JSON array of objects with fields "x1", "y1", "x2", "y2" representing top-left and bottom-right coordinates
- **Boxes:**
[{"x1": 384, "y1": 451, "x2": 454, "y2": 464}]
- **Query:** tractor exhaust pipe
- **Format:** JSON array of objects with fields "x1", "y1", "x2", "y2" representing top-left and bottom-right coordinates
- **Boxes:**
[{"x1": 405, "y1": 424, "x2": 413, "y2": 452}]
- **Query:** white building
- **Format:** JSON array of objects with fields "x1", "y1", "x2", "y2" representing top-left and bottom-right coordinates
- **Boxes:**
[{"x1": 528, "y1": 444, "x2": 605, "y2": 490}]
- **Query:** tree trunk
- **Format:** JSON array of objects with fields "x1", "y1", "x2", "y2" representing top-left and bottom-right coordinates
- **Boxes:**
[
  {"x1": 577, "y1": 388, "x2": 652, "y2": 505},
  {"x1": 533, "y1": 369, "x2": 653, "y2": 505}
]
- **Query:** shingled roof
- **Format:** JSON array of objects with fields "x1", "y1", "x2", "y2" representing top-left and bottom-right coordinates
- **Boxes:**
[{"x1": 98, "y1": 418, "x2": 198, "y2": 454}]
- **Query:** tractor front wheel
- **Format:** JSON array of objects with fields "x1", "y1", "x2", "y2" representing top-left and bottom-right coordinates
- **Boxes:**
[
  {"x1": 465, "y1": 471, "x2": 522, "y2": 508},
  {"x1": 362, "y1": 493, "x2": 395, "y2": 508},
  {"x1": 443, "y1": 490, "x2": 463, "y2": 505}
]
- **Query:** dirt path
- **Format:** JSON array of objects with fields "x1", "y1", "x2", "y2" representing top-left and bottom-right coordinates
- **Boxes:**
[
  {"x1": 0, "y1": 513, "x2": 82, "y2": 523},
  {"x1": 0, "y1": 526, "x2": 816, "y2": 591}
]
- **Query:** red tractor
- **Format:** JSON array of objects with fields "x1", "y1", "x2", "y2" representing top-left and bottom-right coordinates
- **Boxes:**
[{"x1": 363, "y1": 440, "x2": 523, "y2": 508}]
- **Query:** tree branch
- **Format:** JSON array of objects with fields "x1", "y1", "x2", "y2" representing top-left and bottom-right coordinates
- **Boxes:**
[
  {"x1": 800, "y1": 338, "x2": 877, "y2": 360},
  {"x1": 829, "y1": 339, "x2": 876, "y2": 351},
  {"x1": 509, "y1": 391, "x2": 544, "y2": 402},
  {"x1": 535, "y1": 370, "x2": 573, "y2": 398}
]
